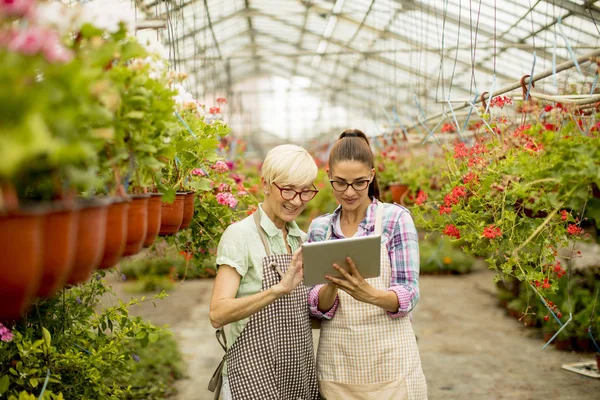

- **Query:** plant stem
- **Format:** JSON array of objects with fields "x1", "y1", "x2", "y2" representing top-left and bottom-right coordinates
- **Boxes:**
[{"x1": 511, "y1": 185, "x2": 579, "y2": 257}]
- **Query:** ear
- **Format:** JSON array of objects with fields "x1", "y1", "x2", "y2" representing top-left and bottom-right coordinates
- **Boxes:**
[
  {"x1": 261, "y1": 177, "x2": 269, "y2": 193},
  {"x1": 371, "y1": 168, "x2": 376, "y2": 181},
  {"x1": 326, "y1": 167, "x2": 330, "y2": 177}
]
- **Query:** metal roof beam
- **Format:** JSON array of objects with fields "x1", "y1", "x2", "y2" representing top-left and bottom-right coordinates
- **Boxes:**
[
  {"x1": 244, "y1": 0, "x2": 260, "y2": 75},
  {"x1": 547, "y1": 0, "x2": 600, "y2": 20},
  {"x1": 164, "y1": 7, "x2": 255, "y2": 45}
]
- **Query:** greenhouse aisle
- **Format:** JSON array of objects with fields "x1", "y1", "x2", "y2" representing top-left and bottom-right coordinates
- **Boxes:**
[{"x1": 108, "y1": 265, "x2": 600, "y2": 400}]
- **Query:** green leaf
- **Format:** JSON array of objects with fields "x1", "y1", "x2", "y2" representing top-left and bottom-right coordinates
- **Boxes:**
[
  {"x1": 136, "y1": 331, "x2": 147, "y2": 340},
  {"x1": 42, "y1": 327, "x2": 51, "y2": 349},
  {"x1": 148, "y1": 332, "x2": 159, "y2": 343},
  {"x1": 29, "y1": 378, "x2": 38, "y2": 388},
  {"x1": 189, "y1": 178, "x2": 212, "y2": 192},
  {"x1": 124, "y1": 111, "x2": 145, "y2": 120},
  {"x1": 0, "y1": 375, "x2": 9, "y2": 394}
]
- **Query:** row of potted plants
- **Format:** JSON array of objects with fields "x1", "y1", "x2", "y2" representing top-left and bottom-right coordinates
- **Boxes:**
[
  {"x1": 0, "y1": 1, "x2": 231, "y2": 320},
  {"x1": 496, "y1": 267, "x2": 600, "y2": 354}
]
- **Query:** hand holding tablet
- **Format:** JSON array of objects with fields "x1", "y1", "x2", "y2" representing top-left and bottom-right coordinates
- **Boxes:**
[{"x1": 301, "y1": 235, "x2": 381, "y2": 286}]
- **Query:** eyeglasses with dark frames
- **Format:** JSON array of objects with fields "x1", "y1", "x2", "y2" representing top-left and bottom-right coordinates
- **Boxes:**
[
  {"x1": 272, "y1": 183, "x2": 319, "y2": 202},
  {"x1": 329, "y1": 179, "x2": 371, "y2": 192}
]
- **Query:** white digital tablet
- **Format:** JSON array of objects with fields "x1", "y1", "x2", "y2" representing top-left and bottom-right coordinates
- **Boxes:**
[{"x1": 301, "y1": 235, "x2": 381, "y2": 286}]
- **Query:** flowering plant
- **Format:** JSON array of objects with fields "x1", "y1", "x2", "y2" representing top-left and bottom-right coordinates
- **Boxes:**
[{"x1": 413, "y1": 104, "x2": 600, "y2": 290}]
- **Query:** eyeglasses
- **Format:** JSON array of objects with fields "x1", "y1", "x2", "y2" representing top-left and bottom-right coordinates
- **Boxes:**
[
  {"x1": 272, "y1": 183, "x2": 319, "y2": 202},
  {"x1": 330, "y1": 179, "x2": 371, "y2": 192}
]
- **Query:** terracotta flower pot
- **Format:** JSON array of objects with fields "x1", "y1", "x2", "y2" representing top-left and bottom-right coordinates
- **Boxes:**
[
  {"x1": 68, "y1": 199, "x2": 109, "y2": 285},
  {"x1": 554, "y1": 338, "x2": 573, "y2": 351},
  {"x1": 575, "y1": 338, "x2": 590, "y2": 352},
  {"x1": 542, "y1": 331, "x2": 556, "y2": 343},
  {"x1": 123, "y1": 194, "x2": 150, "y2": 256},
  {"x1": 37, "y1": 204, "x2": 79, "y2": 297},
  {"x1": 159, "y1": 193, "x2": 186, "y2": 235},
  {"x1": 99, "y1": 198, "x2": 130, "y2": 269},
  {"x1": 390, "y1": 183, "x2": 410, "y2": 205},
  {"x1": 0, "y1": 209, "x2": 45, "y2": 319},
  {"x1": 143, "y1": 193, "x2": 163, "y2": 247},
  {"x1": 180, "y1": 191, "x2": 196, "y2": 230}
]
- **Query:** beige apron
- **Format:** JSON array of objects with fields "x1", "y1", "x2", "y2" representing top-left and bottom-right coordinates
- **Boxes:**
[{"x1": 317, "y1": 203, "x2": 427, "y2": 400}]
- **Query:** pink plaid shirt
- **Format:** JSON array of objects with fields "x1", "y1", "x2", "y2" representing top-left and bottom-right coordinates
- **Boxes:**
[{"x1": 307, "y1": 198, "x2": 420, "y2": 319}]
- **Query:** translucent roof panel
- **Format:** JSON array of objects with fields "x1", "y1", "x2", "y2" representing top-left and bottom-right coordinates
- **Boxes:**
[{"x1": 132, "y1": 0, "x2": 600, "y2": 140}]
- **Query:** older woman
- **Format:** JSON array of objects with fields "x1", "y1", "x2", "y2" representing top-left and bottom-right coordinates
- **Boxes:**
[
  {"x1": 209, "y1": 144, "x2": 321, "y2": 400},
  {"x1": 307, "y1": 130, "x2": 427, "y2": 400}
]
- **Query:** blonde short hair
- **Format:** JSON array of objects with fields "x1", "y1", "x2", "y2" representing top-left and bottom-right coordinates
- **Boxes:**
[{"x1": 262, "y1": 144, "x2": 318, "y2": 187}]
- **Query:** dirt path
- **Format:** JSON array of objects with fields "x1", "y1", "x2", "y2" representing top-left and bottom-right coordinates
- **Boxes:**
[{"x1": 108, "y1": 266, "x2": 600, "y2": 400}]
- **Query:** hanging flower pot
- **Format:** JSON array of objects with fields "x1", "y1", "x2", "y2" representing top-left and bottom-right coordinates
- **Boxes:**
[
  {"x1": 37, "y1": 204, "x2": 79, "y2": 297},
  {"x1": 180, "y1": 191, "x2": 196, "y2": 229},
  {"x1": 0, "y1": 209, "x2": 45, "y2": 320},
  {"x1": 159, "y1": 192, "x2": 186, "y2": 235},
  {"x1": 390, "y1": 183, "x2": 410, "y2": 205},
  {"x1": 123, "y1": 194, "x2": 150, "y2": 257},
  {"x1": 68, "y1": 198, "x2": 110, "y2": 285},
  {"x1": 99, "y1": 198, "x2": 130, "y2": 269},
  {"x1": 143, "y1": 193, "x2": 163, "y2": 247}
]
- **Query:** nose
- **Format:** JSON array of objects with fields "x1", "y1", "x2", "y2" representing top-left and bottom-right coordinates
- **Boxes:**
[
  {"x1": 290, "y1": 195, "x2": 303, "y2": 207},
  {"x1": 344, "y1": 185, "x2": 357, "y2": 196}
]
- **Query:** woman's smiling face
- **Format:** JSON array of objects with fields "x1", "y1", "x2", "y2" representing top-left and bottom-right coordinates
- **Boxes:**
[
  {"x1": 262, "y1": 180, "x2": 316, "y2": 227},
  {"x1": 328, "y1": 160, "x2": 374, "y2": 211}
]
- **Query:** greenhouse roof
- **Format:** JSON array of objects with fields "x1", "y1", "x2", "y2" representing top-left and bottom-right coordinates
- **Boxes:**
[{"x1": 133, "y1": 0, "x2": 599, "y2": 140}]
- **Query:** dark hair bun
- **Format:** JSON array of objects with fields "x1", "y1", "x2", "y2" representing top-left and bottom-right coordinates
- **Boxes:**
[{"x1": 340, "y1": 129, "x2": 370, "y2": 145}]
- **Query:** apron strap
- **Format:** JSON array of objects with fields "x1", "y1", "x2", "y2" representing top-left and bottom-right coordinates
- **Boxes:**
[
  {"x1": 253, "y1": 209, "x2": 272, "y2": 256},
  {"x1": 374, "y1": 202, "x2": 384, "y2": 236}
]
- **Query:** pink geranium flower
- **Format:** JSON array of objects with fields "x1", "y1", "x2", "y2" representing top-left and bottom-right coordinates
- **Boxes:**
[{"x1": 0, "y1": 0, "x2": 34, "y2": 18}]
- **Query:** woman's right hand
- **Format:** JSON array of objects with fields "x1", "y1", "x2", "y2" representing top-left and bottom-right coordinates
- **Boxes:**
[{"x1": 274, "y1": 248, "x2": 304, "y2": 296}]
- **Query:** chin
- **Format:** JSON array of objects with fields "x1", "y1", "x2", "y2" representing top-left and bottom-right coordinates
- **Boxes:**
[{"x1": 279, "y1": 206, "x2": 302, "y2": 221}]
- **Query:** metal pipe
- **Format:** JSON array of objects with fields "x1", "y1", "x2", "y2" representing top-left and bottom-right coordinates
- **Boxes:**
[{"x1": 406, "y1": 49, "x2": 600, "y2": 132}]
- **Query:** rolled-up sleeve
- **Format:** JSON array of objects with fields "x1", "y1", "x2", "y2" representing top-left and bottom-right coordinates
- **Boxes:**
[
  {"x1": 308, "y1": 284, "x2": 339, "y2": 319},
  {"x1": 306, "y1": 217, "x2": 339, "y2": 319},
  {"x1": 386, "y1": 210, "x2": 420, "y2": 318}
]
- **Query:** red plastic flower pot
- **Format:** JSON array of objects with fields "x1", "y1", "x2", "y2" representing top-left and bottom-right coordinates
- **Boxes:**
[
  {"x1": 180, "y1": 191, "x2": 196, "y2": 230},
  {"x1": 38, "y1": 204, "x2": 79, "y2": 297},
  {"x1": 143, "y1": 193, "x2": 163, "y2": 247},
  {"x1": 159, "y1": 193, "x2": 186, "y2": 235},
  {"x1": 123, "y1": 194, "x2": 150, "y2": 256},
  {"x1": 0, "y1": 209, "x2": 45, "y2": 319},
  {"x1": 68, "y1": 199, "x2": 109, "y2": 285},
  {"x1": 390, "y1": 183, "x2": 410, "y2": 205},
  {"x1": 99, "y1": 198, "x2": 130, "y2": 269}
]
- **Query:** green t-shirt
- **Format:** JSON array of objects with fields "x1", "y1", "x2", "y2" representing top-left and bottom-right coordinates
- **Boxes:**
[{"x1": 215, "y1": 204, "x2": 306, "y2": 375}]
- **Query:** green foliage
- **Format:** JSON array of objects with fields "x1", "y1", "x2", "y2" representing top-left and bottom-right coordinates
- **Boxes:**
[
  {"x1": 125, "y1": 335, "x2": 185, "y2": 399},
  {"x1": 412, "y1": 114, "x2": 600, "y2": 289},
  {"x1": 0, "y1": 271, "x2": 175, "y2": 399},
  {"x1": 419, "y1": 235, "x2": 477, "y2": 274}
]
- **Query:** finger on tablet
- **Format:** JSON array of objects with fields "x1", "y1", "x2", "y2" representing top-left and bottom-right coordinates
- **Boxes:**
[
  {"x1": 345, "y1": 257, "x2": 360, "y2": 275},
  {"x1": 332, "y1": 263, "x2": 352, "y2": 280},
  {"x1": 325, "y1": 275, "x2": 348, "y2": 289}
]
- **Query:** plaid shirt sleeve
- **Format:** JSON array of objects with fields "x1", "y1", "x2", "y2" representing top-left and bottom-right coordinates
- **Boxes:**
[
  {"x1": 306, "y1": 216, "x2": 339, "y2": 319},
  {"x1": 385, "y1": 207, "x2": 420, "y2": 318}
]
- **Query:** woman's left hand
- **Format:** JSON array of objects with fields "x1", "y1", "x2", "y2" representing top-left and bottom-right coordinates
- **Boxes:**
[{"x1": 325, "y1": 257, "x2": 377, "y2": 304}]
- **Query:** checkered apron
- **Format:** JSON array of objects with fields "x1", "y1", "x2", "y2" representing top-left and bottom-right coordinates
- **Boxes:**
[
  {"x1": 317, "y1": 204, "x2": 427, "y2": 400},
  {"x1": 226, "y1": 212, "x2": 320, "y2": 400}
]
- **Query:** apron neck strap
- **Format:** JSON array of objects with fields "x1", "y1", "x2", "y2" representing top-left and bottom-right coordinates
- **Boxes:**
[
  {"x1": 253, "y1": 210, "x2": 272, "y2": 256},
  {"x1": 374, "y1": 202, "x2": 384, "y2": 235}
]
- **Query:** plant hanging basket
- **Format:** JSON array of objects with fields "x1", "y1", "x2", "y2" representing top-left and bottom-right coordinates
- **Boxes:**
[
  {"x1": 37, "y1": 205, "x2": 78, "y2": 297},
  {"x1": 99, "y1": 198, "x2": 129, "y2": 269},
  {"x1": 0, "y1": 209, "x2": 45, "y2": 320},
  {"x1": 180, "y1": 191, "x2": 196, "y2": 230},
  {"x1": 123, "y1": 194, "x2": 150, "y2": 257},
  {"x1": 143, "y1": 193, "x2": 163, "y2": 247},
  {"x1": 68, "y1": 199, "x2": 109, "y2": 285},
  {"x1": 159, "y1": 192, "x2": 186, "y2": 235}
]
